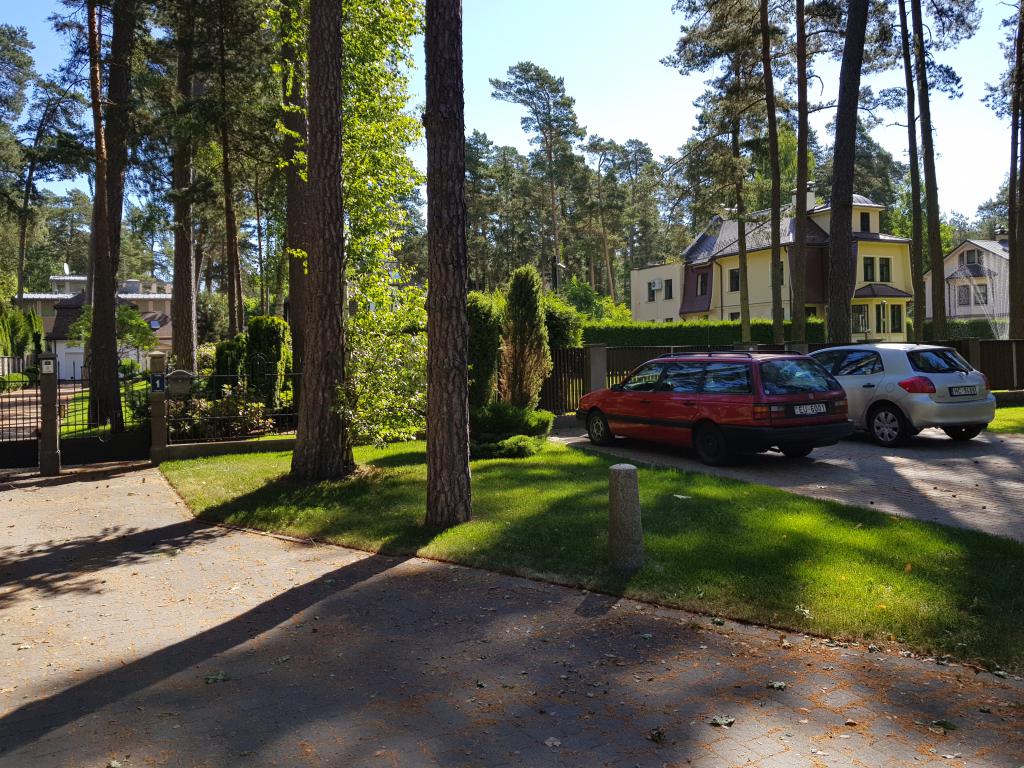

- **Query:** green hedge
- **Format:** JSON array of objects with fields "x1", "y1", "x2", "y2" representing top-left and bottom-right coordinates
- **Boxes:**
[
  {"x1": 543, "y1": 294, "x2": 583, "y2": 349},
  {"x1": 467, "y1": 291, "x2": 503, "y2": 409},
  {"x1": 209, "y1": 334, "x2": 247, "y2": 397},
  {"x1": 581, "y1": 317, "x2": 826, "y2": 347},
  {"x1": 0, "y1": 373, "x2": 29, "y2": 393},
  {"x1": 245, "y1": 316, "x2": 292, "y2": 408},
  {"x1": 470, "y1": 402, "x2": 554, "y2": 442},
  {"x1": 922, "y1": 319, "x2": 1006, "y2": 341}
]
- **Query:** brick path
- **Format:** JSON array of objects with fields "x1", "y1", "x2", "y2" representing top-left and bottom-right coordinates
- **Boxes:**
[
  {"x1": 554, "y1": 420, "x2": 1024, "y2": 543},
  {"x1": 0, "y1": 463, "x2": 1021, "y2": 767}
]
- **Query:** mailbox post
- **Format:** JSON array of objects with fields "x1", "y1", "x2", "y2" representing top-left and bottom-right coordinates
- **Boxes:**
[{"x1": 38, "y1": 353, "x2": 60, "y2": 476}]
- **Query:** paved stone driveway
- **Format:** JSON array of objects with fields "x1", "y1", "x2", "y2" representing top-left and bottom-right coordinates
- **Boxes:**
[
  {"x1": 553, "y1": 420, "x2": 1024, "y2": 542},
  {"x1": 1, "y1": 464, "x2": 1021, "y2": 767}
]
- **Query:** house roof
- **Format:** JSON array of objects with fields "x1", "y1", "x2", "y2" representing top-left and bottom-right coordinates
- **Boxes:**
[
  {"x1": 956, "y1": 239, "x2": 1009, "y2": 258},
  {"x1": 853, "y1": 283, "x2": 913, "y2": 299},
  {"x1": 18, "y1": 293, "x2": 73, "y2": 301},
  {"x1": 809, "y1": 194, "x2": 885, "y2": 212},
  {"x1": 851, "y1": 232, "x2": 911, "y2": 243},
  {"x1": 48, "y1": 292, "x2": 138, "y2": 341},
  {"x1": 946, "y1": 263, "x2": 997, "y2": 281},
  {"x1": 48, "y1": 275, "x2": 87, "y2": 282},
  {"x1": 681, "y1": 213, "x2": 830, "y2": 265}
]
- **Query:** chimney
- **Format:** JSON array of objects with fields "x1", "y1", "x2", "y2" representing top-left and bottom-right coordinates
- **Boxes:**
[
  {"x1": 792, "y1": 183, "x2": 817, "y2": 212},
  {"x1": 996, "y1": 226, "x2": 1009, "y2": 249}
]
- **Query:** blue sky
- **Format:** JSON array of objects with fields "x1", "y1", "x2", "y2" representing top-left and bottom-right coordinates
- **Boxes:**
[{"x1": 6, "y1": 0, "x2": 1013, "y2": 218}]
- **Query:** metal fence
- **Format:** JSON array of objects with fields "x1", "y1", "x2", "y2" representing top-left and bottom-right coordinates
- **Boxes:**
[
  {"x1": 167, "y1": 370, "x2": 300, "y2": 444},
  {"x1": 59, "y1": 374, "x2": 151, "y2": 438}
]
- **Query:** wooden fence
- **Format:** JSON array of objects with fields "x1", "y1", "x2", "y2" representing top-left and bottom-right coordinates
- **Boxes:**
[{"x1": 538, "y1": 347, "x2": 587, "y2": 415}]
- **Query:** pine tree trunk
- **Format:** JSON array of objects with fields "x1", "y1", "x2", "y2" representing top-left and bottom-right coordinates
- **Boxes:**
[
  {"x1": 791, "y1": 0, "x2": 808, "y2": 344},
  {"x1": 217, "y1": 0, "x2": 242, "y2": 336},
  {"x1": 547, "y1": 144, "x2": 560, "y2": 290},
  {"x1": 911, "y1": 0, "x2": 945, "y2": 341},
  {"x1": 760, "y1": 0, "x2": 784, "y2": 344},
  {"x1": 86, "y1": 0, "x2": 122, "y2": 430},
  {"x1": 171, "y1": 0, "x2": 196, "y2": 370},
  {"x1": 898, "y1": 0, "x2": 926, "y2": 341},
  {"x1": 827, "y1": 0, "x2": 869, "y2": 343},
  {"x1": 424, "y1": 0, "x2": 472, "y2": 527},
  {"x1": 1010, "y1": 3, "x2": 1024, "y2": 339},
  {"x1": 281, "y1": 0, "x2": 308, "y2": 384},
  {"x1": 731, "y1": 117, "x2": 751, "y2": 343},
  {"x1": 105, "y1": 0, "x2": 138, "y2": 280},
  {"x1": 290, "y1": 0, "x2": 353, "y2": 481}
]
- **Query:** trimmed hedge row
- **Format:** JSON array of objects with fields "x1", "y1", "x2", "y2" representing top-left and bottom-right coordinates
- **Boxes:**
[
  {"x1": 921, "y1": 319, "x2": 1007, "y2": 341},
  {"x1": 581, "y1": 318, "x2": 827, "y2": 347}
]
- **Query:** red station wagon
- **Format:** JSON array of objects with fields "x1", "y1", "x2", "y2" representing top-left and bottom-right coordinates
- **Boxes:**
[{"x1": 575, "y1": 352, "x2": 854, "y2": 465}]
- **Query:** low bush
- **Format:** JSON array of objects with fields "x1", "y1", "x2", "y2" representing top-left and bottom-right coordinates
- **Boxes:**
[
  {"x1": 209, "y1": 334, "x2": 247, "y2": 397},
  {"x1": 168, "y1": 384, "x2": 273, "y2": 442},
  {"x1": 581, "y1": 317, "x2": 827, "y2": 347},
  {"x1": 923, "y1": 319, "x2": 1006, "y2": 341},
  {"x1": 470, "y1": 434, "x2": 546, "y2": 460},
  {"x1": 196, "y1": 343, "x2": 217, "y2": 375},
  {"x1": 470, "y1": 401, "x2": 554, "y2": 441},
  {"x1": 23, "y1": 366, "x2": 39, "y2": 385},
  {"x1": 118, "y1": 358, "x2": 142, "y2": 379},
  {"x1": 0, "y1": 372, "x2": 29, "y2": 392}
]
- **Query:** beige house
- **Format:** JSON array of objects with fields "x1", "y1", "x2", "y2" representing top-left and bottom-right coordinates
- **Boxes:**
[{"x1": 629, "y1": 262, "x2": 685, "y2": 322}]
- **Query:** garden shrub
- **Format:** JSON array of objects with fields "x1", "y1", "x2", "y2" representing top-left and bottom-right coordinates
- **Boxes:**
[
  {"x1": 209, "y1": 334, "x2": 247, "y2": 397},
  {"x1": 118, "y1": 358, "x2": 142, "y2": 378},
  {"x1": 196, "y1": 343, "x2": 217, "y2": 375},
  {"x1": 500, "y1": 266, "x2": 551, "y2": 409},
  {"x1": 470, "y1": 401, "x2": 554, "y2": 440},
  {"x1": 581, "y1": 317, "x2": 827, "y2": 347},
  {"x1": 544, "y1": 293, "x2": 583, "y2": 349},
  {"x1": 922, "y1": 319, "x2": 1006, "y2": 341},
  {"x1": 167, "y1": 385, "x2": 273, "y2": 442},
  {"x1": 23, "y1": 366, "x2": 39, "y2": 385},
  {"x1": 470, "y1": 434, "x2": 545, "y2": 460},
  {"x1": 467, "y1": 291, "x2": 503, "y2": 409},
  {"x1": 245, "y1": 316, "x2": 292, "y2": 408},
  {"x1": 0, "y1": 373, "x2": 29, "y2": 392}
]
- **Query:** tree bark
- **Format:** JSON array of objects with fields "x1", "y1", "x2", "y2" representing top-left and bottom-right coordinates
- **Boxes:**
[
  {"x1": 1010, "y1": 2, "x2": 1024, "y2": 339},
  {"x1": 217, "y1": 0, "x2": 243, "y2": 336},
  {"x1": 105, "y1": 0, "x2": 138, "y2": 280},
  {"x1": 791, "y1": 0, "x2": 808, "y2": 344},
  {"x1": 424, "y1": 0, "x2": 472, "y2": 526},
  {"x1": 731, "y1": 114, "x2": 751, "y2": 343},
  {"x1": 898, "y1": 0, "x2": 926, "y2": 341},
  {"x1": 254, "y1": 171, "x2": 266, "y2": 315},
  {"x1": 760, "y1": 0, "x2": 784, "y2": 343},
  {"x1": 547, "y1": 144, "x2": 560, "y2": 290},
  {"x1": 827, "y1": 0, "x2": 869, "y2": 343},
  {"x1": 911, "y1": 0, "x2": 945, "y2": 340},
  {"x1": 86, "y1": 0, "x2": 122, "y2": 430},
  {"x1": 291, "y1": 0, "x2": 353, "y2": 481},
  {"x1": 171, "y1": 0, "x2": 196, "y2": 370}
]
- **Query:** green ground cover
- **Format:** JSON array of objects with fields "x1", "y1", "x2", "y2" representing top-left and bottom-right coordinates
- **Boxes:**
[
  {"x1": 59, "y1": 380, "x2": 148, "y2": 437},
  {"x1": 989, "y1": 405, "x2": 1024, "y2": 434},
  {"x1": 162, "y1": 441, "x2": 1024, "y2": 672}
]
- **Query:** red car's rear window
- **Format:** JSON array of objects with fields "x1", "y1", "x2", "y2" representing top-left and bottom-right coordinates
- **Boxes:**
[{"x1": 759, "y1": 358, "x2": 839, "y2": 395}]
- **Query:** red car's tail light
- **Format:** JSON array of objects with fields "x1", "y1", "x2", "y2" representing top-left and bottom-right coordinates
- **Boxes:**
[
  {"x1": 835, "y1": 398, "x2": 848, "y2": 417},
  {"x1": 753, "y1": 404, "x2": 770, "y2": 420},
  {"x1": 898, "y1": 376, "x2": 936, "y2": 394}
]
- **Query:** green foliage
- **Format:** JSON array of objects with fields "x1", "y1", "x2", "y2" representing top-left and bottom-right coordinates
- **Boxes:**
[
  {"x1": 581, "y1": 318, "x2": 827, "y2": 347},
  {"x1": 197, "y1": 293, "x2": 230, "y2": 344},
  {"x1": 0, "y1": 304, "x2": 43, "y2": 357},
  {"x1": 470, "y1": 401, "x2": 554, "y2": 441},
  {"x1": 118, "y1": 358, "x2": 142, "y2": 378},
  {"x1": 500, "y1": 266, "x2": 551, "y2": 409},
  {"x1": 467, "y1": 291, "x2": 503, "y2": 409},
  {"x1": 470, "y1": 434, "x2": 546, "y2": 460},
  {"x1": 0, "y1": 372, "x2": 29, "y2": 392},
  {"x1": 196, "y1": 343, "x2": 217, "y2": 375},
  {"x1": 69, "y1": 305, "x2": 159, "y2": 359},
  {"x1": 924, "y1": 319, "x2": 1007, "y2": 341},
  {"x1": 210, "y1": 334, "x2": 247, "y2": 396},
  {"x1": 543, "y1": 293, "x2": 583, "y2": 349},
  {"x1": 244, "y1": 316, "x2": 292, "y2": 408},
  {"x1": 561, "y1": 277, "x2": 632, "y2": 321},
  {"x1": 167, "y1": 385, "x2": 273, "y2": 442}
]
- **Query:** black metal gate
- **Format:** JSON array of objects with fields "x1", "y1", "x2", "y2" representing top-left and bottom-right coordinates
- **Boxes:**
[
  {"x1": 58, "y1": 375, "x2": 151, "y2": 465},
  {"x1": 0, "y1": 378, "x2": 40, "y2": 470}
]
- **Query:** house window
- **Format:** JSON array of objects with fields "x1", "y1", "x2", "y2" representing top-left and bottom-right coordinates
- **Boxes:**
[
  {"x1": 860, "y1": 212, "x2": 871, "y2": 232},
  {"x1": 890, "y1": 304, "x2": 903, "y2": 333},
  {"x1": 696, "y1": 273, "x2": 708, "y2": 296},
  {"x1": 966, "y1": 250, "x2": 977, "y2": 264},
  {"x1": 974, "y1": 284, "x2": 989, "y2": 305},
  {"x1": 957, "y1": 285, "x2": 971, "y2": 306},
  {"x1": 959, "y1": 253, "x2": 966, "y2": 265},
  {"x1": 863, "y1": 257, "x2": 875, "y2": 282},
  {"x1": 805, "y1": 306, "x2": 817, "y2": 317},
  {"x1": 852, "y1": 305, "x2": 868, "y2": 333},
  {"x1": 664, "y1": 279, "x2": 673, "y2": 300},
  {"x1": 977, "y1": 252, "x2": 984, "y2": 265},
  {"x1": 647, "y1": 282, "x2": 656, "y2": 302},
  {"x1": 879, "y1": 258, "x2": 891, "y2": 282},
  {"x1": 875, "y1": 304, "x2": 887, "y2": 334},
  {"x1": 729, "y1": 312, "x2": 741, "y2": 321},
  {"x1": 729, "y1": 268, "x2": 740, "y2": 292}
]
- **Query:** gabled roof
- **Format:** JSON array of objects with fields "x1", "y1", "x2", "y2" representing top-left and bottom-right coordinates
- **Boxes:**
[
  {"x1": 681, "y1": 212, "x2": 830, "y2": 265},
  {"x1": 853, "y1": 283, "x2": 912, "y2": 299},
  {"x1": 49, "y1": 292, "x2": 138, "y2": 341},
  {"x1": 946, "y1": 263, "x2": 997, "y2": 281},
  {"x1": 809, "y1": 194, "x2": 885, "y2": 212},
  {"x1": 949, "y1": 239, "x2": 1010, "y2": 259}
]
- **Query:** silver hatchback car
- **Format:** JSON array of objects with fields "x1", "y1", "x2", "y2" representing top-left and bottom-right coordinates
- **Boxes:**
[{"x1": 809, "y1": 343, "x2": 996, "y2": 446}]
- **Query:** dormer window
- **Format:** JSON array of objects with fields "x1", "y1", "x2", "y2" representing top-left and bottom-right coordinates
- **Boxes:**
[{"x1": 860, "y1": 212, "x2": 871, "y2": 232}]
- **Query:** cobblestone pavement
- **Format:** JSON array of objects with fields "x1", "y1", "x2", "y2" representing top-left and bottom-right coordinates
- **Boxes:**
[
  {"x1": 1, "y1": 464, "x2": 1021, "y2": 767},
  {"x1": 553, "y1": 420, "x2": 1024, "y2": 543}
]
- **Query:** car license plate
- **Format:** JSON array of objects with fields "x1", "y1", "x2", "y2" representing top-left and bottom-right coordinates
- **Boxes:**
[
  {"x1": 949, "y1": 385, "x2": 977, "y2": 396},
  {"x1": 793, "y1": 403, "x2": 827, "y2": 416}
]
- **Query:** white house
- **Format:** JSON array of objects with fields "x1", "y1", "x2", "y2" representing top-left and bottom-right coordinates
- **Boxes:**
[
  {"x1": 924, "y1": 234, "x2": 1010, "y2": 323},
  {"x1": 629, "y1": 262, "x2": 686, "y2": 322}
]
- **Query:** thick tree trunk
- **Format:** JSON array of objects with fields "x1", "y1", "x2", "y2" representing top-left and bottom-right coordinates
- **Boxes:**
[
  {"x1": 791, "y1": 0, "x2": 808, "y2": 344},
  {"x1": 217, "y1": 0, "x2": 242, "y2": 336},
  {"x1": 424, "y1": 0, "x2": 472, "y2": 527},
  {"x1": 171, "y1": 0, "x2": 196, "y2": 370},
  {"x1": 281, "y1": 0, "x2": 308, "y2": 383},
  {"x1": 105, "y1": 0, "x2": 138, "y2": 280},
  {"x1": 911, "y1": 0, "x2": 945, "y2": 341},
  {"x1": 291, "y1": 0, "x2": 353, "y2": 481},
  {"x1": 16, "y1": 175, "x2": 33, "y2": 304},
  {"x1": 760, "y1": 0, "x2": 784, "y2": 344},
  {"x1": 547, "y1": 144, "x2": 560, "y2": 290},
  {"x1": 827, "y1": 0, "x2": 869, "y2": 343},
  {"x1": 1010, "y1": 3, "x2": 1024, "y2": 339},
  {"x1": 898, "y1": 0, "x2": 926, "y2": 341},
  {"x1": 731, "y1": 116, "x2": 751, "y2": 343},
  {"x1": 86, "y1": 0, "x2": 122, "y2": 430}
]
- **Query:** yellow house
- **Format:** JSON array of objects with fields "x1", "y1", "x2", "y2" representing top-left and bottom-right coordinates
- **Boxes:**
[{"x1": 671, "y1": 191, "x2": 913, "y2": 341}]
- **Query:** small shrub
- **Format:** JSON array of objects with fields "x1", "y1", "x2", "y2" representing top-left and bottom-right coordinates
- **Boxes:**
[
  {"x1": 118, "y1": 358, "x2": 142, "y2": 379},
  {"x1": 500, "y1": 266, "x2": 551, "y2": 409},
  {"x1": 209, "y1": 334, "x2": 247, "y2": 397},
  {"x1": 196, "y1": 343, "x2": 217, "y2": 375},
  {"x1": 470, "y1": 401, "x2": 554, "y2": 440},
  {"x1": 470, "y1": 434, "x2": 545, "y2": 460},
  {"x1": 0, "y1": 373, "x2": 29, "y2": 393},
  {"x1": 168, "y1": 385, "x2": 273, "y2": 442},
  {"x1": 544, "y1": 293, "x2": 583, "y2": 349},
  {"x1": 245, "y1": 316, "x2": 292, "y2": 408},
  {"x1": 467, "y1": 291, "x2": 503, "y2": 409},
  {"x1": 23, "y1": 366, "x2": 39, "y2": 385}
]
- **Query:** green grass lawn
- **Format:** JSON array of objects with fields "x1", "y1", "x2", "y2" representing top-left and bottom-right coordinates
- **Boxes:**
[
  {"x1": 60, "y1": 380, "x2": 148, "y2": 437},
  {"x1": 162, "y1": 441, "x2": 1024, "y2": 672},
  {"x1": 990, "y1": 405, "x2": 1024, "y2": 434}
]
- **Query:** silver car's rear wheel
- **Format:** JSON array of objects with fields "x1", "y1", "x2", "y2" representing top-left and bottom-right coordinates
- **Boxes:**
[{"x1": 869, "y1": 405, "x2": 908, "y2": 447}]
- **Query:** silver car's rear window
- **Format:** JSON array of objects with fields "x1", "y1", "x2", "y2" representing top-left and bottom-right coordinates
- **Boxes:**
[
  {"x1": 907, "y1": 349, "x2": 971, "y2": 374},
  {"x1": 759, "y1": 359, "x2": 839, "y2": 395}
]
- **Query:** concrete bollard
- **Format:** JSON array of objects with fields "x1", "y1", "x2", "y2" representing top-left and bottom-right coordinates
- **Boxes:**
[{"x1": 609, "y1": 463, "x2": 644, "y2": 572}]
